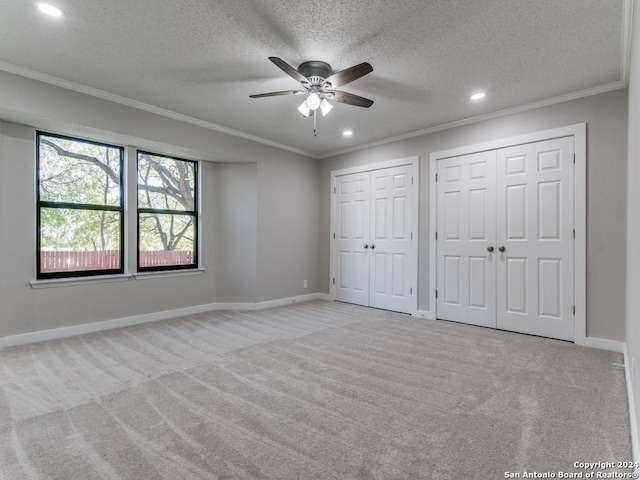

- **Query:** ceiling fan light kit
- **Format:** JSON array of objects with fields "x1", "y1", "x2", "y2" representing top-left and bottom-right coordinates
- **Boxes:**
[
  {"x1": 250, "y1": 57, "x2": 374, "y2": 136},
  {"x1": 319, "y1": 98, "x2": 333, "y2": 116}
]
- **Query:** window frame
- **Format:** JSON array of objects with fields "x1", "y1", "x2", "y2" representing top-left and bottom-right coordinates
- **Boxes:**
[
  {"x1": 136, "y1": 150, "x2": 199, "y2": 273},
  {"x1": 36, "y1": 131, "x2": 125, "y2": 280}
]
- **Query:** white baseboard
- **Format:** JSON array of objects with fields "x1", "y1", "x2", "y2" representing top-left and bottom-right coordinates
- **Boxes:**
[
  {"x1": 410, "y1": 315, "x2": 623, "y2": 353},
  {"x1": 624, "y1": 344, "x2": 640, "y2": 465},
  {"x1": 214, "y1": 293, "x2": 324, "y2": 311},
  {"x1": 576, "y1": 336, "x2": 625, "y2": 353},
  {"x1": 0, "y1": 293, "x2": 329, "y2": 350}
]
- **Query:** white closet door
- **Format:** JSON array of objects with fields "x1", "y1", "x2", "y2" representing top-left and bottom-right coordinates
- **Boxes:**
[
  {"x1": 496, "y1": 136, "x2": 574, "y2": 340},
  {"x1": 436, "y1": 136, "x2": 575, "y2": 341},
  {"x1": 436, "y1": 151, "x2": 497, "y2": 328},
  {"x1": 333, "y1": 164, "x2": 415, "y2": 313},
  {"x1": 369, "y1": 165, "x2": 414, "y2": 312},
  {"x1": 334, "y1": 171, "x2": 370, "y2": 306}
]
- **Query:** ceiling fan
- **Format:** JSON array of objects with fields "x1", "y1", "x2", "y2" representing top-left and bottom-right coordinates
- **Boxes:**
[{"x1": 250, "y1": 57, "x2": 374, "y2": 134}]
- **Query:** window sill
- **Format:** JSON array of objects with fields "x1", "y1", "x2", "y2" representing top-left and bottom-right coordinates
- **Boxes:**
[
  {"x1": 133, "y1": 268, "x2": 205, "y2": 280},
  {"x1": 30, "y1": 274, "x2": 133, "y2": 289},
  {"x1": 30, "y1": 269, "x2": 206, "y2": 288}
]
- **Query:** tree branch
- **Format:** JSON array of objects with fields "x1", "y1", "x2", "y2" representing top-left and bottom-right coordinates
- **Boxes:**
[
  {"x1": 40, "y1": 138, "x2": 119, "y2": 185},
  {"x1": 139, "y1": 153, "x2": 193, "y2": 210}
]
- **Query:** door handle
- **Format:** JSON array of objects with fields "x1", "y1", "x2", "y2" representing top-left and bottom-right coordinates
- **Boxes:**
[
  {"x1": 498, "y1": 246, "x2": 506, "y2": 252},
  {"x1": 487, "y1": 246, "x2": 494, "y2": 252},
  {"x1": 363, "y1": 244, "x2": 369, "y2": 249}
]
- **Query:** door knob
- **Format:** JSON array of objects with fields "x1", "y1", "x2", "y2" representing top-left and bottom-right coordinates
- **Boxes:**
[
  {"x1": 487, "y1": 246, "x2": 494, "y2": 252},
  {"x1": 498, "y1": 246, "x2": 506, "y2": 252},
  {"x1": 370, "y1": 244, "x2": 375, "y2": 249},
  {"x1": 363, "y1": 244, "x2": 369, "y2": 249}
]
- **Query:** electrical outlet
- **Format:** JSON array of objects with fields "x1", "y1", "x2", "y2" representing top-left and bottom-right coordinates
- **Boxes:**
[{"x1": 303, "y1": 280, "x2": 308, "y2": 289}]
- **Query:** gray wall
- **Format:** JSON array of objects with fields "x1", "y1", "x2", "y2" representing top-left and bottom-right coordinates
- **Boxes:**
[
  {"x1": 0, "y1": 68, "x2": 629, "y2": 345},
  {"x1": 213, "y1": 162, "x2": 258, "y2": 303},
  {"x1": 256, "y1": 158, "x2": 320, "y2": 302},
  {"x1": 0, "y1": 71, "x2": 319, "y2": 339},
  {"x1": 626, "y1": 0, "x2": 640, "y2": 454},
  {"x1": 320, "y1": 88, "x2": 628, "y2": 341}
]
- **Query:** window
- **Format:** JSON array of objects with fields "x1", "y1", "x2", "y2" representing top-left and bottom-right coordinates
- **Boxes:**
[
  {"x1": 36, "y1": 132, "x2": 124, "y2": 279},
  {"x1": 137, "y1": 151, "x2": 198, "y2": 272}
]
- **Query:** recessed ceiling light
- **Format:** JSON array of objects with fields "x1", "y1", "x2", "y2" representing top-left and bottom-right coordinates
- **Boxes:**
[
  {"x1": 343, "y1": 130, "x2": 353, "y2": 137},
  {"x1": 470, "y1": 92, "x2": 486, "y2": 101},
  {"x1": 37, "y1": 3, "x2": 64, "y2": 17}
]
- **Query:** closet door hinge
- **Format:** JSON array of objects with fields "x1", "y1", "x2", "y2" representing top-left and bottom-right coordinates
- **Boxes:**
[
  {"x1": 333, "y1": 232, "x2": 336, "y2": 239},
  {"x1": 435, "y1": 290, "x2": 438, "y2": 299},
  {"x1": 333, "y1": 278, "x2": 335, "y2": 285},
  {"x1": 573, "y1": 305, "x2": 576, "y2": 315},
  {"x1": 435, "y1": 173, "x2": 438, "y2": 182},
  {"x1": 435, "y1": 231, "x2": 438, "y2": 240},
  {"x1": 410, "y1": 288, "x2": 413, "y2": 295},
  {"x1": 334, "y1": 186, "x2": 336, "y2": 193}
]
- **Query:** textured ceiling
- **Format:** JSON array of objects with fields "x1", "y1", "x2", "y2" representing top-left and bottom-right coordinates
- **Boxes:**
[{"x1": 0, "y1": 0, "x2": 629, "y2": 157}]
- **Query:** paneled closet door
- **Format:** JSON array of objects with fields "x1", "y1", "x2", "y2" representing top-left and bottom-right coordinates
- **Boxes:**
[
  {"x1": 496, "y1": 136, "x2": 574, "y2": 340},
  {"x1": 369, "y1": 165, "x2": 414, "y2": 312},
  {"x1": 334, "y1": 171, "x2": 371, "y2": 307},
  {"x1": 435, "y1": 136, "x2": 575, "y2": 341},
  {"x1": 334, "y1": 164, "x2": 415, "y2": 313},
  {"x1": 436, "y1": 151, "x2": 497, "y2": 328}
]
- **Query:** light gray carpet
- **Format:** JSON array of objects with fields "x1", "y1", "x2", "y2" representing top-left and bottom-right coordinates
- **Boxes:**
[{"x1": 0, "y1": 301, "x2": 632, "y2": 479}]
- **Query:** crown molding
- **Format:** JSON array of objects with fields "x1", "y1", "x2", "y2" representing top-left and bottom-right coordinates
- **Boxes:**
[
  {"x1": 318, "y1": 81, "x2": 627, "y2": 159},
  {"x1": 0, "y1": 60, "x2": 315, "y2": 158}
]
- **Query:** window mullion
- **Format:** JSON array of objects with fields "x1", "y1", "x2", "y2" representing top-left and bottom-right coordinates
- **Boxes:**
[
  {"x1": 39, "y1": 201, "x2": 123, "y2": 212},
  {"x1": 137, "y1": 207, "x2": 196, "y2": 216}
]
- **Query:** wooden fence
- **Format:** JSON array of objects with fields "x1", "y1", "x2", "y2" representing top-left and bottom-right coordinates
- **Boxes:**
[{"x1": 40, "y1": 250, "x2": 194, "y2": 272}]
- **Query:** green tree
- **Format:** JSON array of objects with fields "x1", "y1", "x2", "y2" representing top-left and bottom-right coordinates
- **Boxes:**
[
  {"x1": 39, "y1": 137, "x2": 195, "y2": 254},
  {"x1": 137, "y1": 152, "x2": 196, "y2": 252},
  {"x1": 39, "y1": 136, "x2": 121, "y2": 251}
]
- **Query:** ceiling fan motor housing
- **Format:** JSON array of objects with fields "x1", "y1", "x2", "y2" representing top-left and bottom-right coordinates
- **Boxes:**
[{"x1": 297, "y1": 61, "x2": 332, "y2": 85}]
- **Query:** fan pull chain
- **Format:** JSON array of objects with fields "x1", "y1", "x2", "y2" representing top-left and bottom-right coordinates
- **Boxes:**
[{"x1": 313, "y1": 111, "x2": 317, "y2": 136}]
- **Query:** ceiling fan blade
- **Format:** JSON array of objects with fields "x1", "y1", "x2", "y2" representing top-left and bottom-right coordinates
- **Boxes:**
[
  {"x1": 323, "y1": 62, "x2": 373, "y2": 88},
  {"x1": 249, "y1": 90, "x2": 306, "y2": 98},
  {"x1": 327, "y1": 90, "x2": 374, "y2": 108},
  {"x1": 268, "y1": 57, "x2": 309, "y2": 84}
]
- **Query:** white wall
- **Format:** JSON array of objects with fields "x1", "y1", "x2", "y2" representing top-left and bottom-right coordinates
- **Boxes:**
[
  {"x1": 626, "y1": 0, "x2": 640, "y2": 456},
  {"x1": 0, "y1": 70, "x2": 320, "y2": 340},
  {"x1": 320, "y1": 88, "x2": 629, "y2": 342}
]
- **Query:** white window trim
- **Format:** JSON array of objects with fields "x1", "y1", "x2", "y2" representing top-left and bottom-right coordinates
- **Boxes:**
[
  {"x1": 133, "y1": 268, "x2": 205, "y2": 280},
  {"x1": 30, "y1": 274, "x2": 132, "y2": 289},
  {"x1": 30, "y1": 268, "x2": 206, "y2": 288}
]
